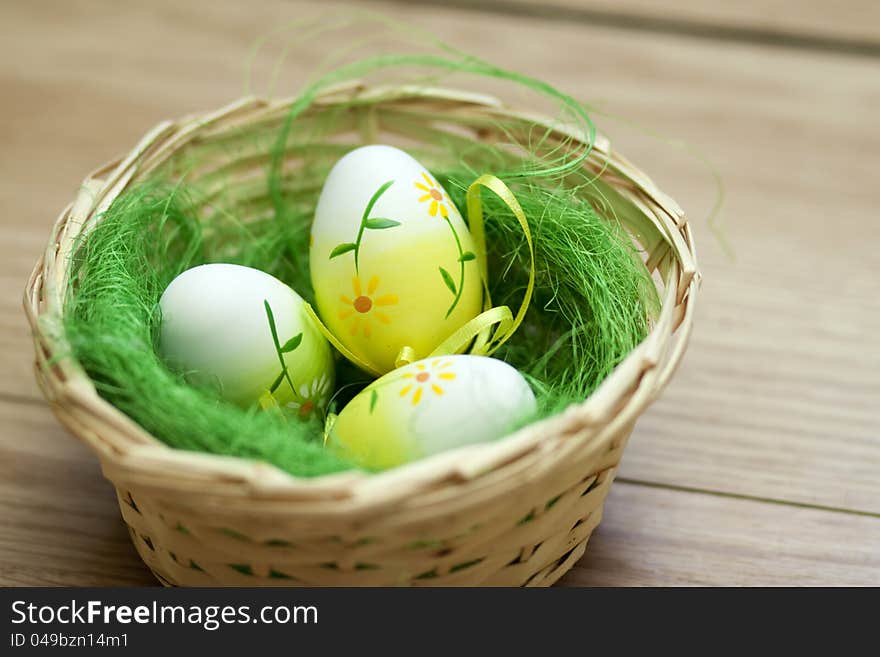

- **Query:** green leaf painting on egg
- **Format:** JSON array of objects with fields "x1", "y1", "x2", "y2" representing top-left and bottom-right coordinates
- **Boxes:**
[
  {"x1": 280, "y1": 333, "x2": 303, "y2": 353},
  {"x1": 329, "y1": 242, "x2": 356, "y2": 259},
  {"x1": 262, "y1": 302, "x2": 332, "y2": 421},
  {"x1": 363, "y1": 217, "x2": 401, "y2": 230},
  {"x1": 263, "y1": 300, "x2": 301, "y2": 400},
  {"x1": 439, "y1": 267, "x2": 457, "y2": 295},
  {"x1": 415, "y1": 172, "x2": 471, "y2": 318},
  {"x1": 269, "y1": 371, "x2": 285, "y2": 394},
  {"x1": 264, "y1": 299, "x2": 335, "y2": 423},
  {"x1": 329, "y1": 180, "x2": 399, "y2": 273}
]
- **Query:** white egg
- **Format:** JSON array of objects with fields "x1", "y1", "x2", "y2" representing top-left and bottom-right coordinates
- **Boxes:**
[
  {"x1": 327, "y1": 355, "x2": 536, "y2": 469},
  {"x1": 158, "y1": 263, "x2": 334, "y2": 417},
  {"x1": 310, "y1": 144, "x2": 483, "y2": 374}
]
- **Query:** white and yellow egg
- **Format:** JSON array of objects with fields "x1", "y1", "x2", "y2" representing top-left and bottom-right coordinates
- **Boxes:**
[
  {"x1": 327, "y1": 354, "x2": 536, "y2": 470},
  {"x1": 310, "y1": 144, "x2": 482, "y2": 374},
  {"x1": 158, "y1": 263, "x2": 334, "y2": 418}
]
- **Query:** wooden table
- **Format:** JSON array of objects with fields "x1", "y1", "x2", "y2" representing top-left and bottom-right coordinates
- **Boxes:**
[{"x1": 2, "y1": 0, "x2": 878, "y2": 586}]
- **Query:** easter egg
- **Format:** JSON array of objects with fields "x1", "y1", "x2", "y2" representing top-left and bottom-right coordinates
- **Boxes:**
[
  {"x1": 310, "y1": 144, "x2": 482, "y2": 374},
  {"x1": 327, "y1": 355, "x2": 536, "y2": 470},
  {"x1": 158, "y1": 263, "x2": 334, "y2": 417}
]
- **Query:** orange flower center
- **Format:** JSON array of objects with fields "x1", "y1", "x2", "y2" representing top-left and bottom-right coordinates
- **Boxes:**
[
  {"x1": 299, "y1": 400, "x2": 314, "y2": 418},
  {"x1": 430, "y1": 188, "x2": 443, "y2": 201},
  {"x1": 416, "y1": 372, "x2": 430, "y2": 382},
  {"x1": 354, "y1": 295, "x2": 373, "y2": 313}
]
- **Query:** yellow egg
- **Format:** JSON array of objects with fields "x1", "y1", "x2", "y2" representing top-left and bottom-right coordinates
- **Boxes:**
[
  {"x1": 310, "y1": 145, "x2": 482, "y2": 374},
  {"x1": 327, "y1": 355, "x2": 536, "y2": 470}
]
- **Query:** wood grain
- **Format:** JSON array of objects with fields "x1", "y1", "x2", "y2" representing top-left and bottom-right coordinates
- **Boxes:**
[
  {"x1": 474, "y1": 0, "x2": 880, "y2": 45},
  {"x1": 562, "y1": 483, "x2": 880, "y2": 586},
  {"x1": 1, "y1": 0, "x2": 878, "y2": 585},
  {"x1": 0, "y1": 400, "x2": 155, "y2": 586}
]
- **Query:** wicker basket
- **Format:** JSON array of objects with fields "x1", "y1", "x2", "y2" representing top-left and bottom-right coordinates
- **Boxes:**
[{"x1": 24, "y1": 84, "x2": 698, "y2": 586}]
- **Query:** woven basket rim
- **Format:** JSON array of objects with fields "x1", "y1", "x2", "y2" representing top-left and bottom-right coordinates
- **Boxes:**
[{"x1": 24, "y1": 84, "x2": 699, "y2": 509}]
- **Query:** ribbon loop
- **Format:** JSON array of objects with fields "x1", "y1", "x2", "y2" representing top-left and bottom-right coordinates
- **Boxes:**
[
  {"x1": 463, "y1": 174, "x2": 535, "y2": 356},
  {"x1": 429, "y1": 305, "x2": 513, "y2": 358}
]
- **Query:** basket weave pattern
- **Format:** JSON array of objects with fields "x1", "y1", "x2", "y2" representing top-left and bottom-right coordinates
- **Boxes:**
[{"x1": 24, "y1": 86, "x2": 698, "y2": 586}]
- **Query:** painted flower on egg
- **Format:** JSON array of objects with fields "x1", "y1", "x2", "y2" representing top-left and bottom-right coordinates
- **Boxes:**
[
  {"x1": 286, "y1": 372, "x2": 332, "y2": 419},
  {"x1": 398, "y1": 358, "x2": 456, "y2": 405},
  {"x1": 415, "y1": 172, "x2": 452, "y2": 218},
  {"x1": 338, "y1": 275, "x2": 398, "y2": 337}
]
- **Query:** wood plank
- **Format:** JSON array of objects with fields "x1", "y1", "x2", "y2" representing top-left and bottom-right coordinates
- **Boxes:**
[
  {"x1": 561, "y1": 482, "x2": 880, "y2": 586},
  {"x1": 0, "y1": 0, "x2": 877, "y2": 591},
  {"x1": 473, "y1": 0, "x2": 880, "y2": 45},
  {"x1": 0, "y1": 400, "x2": 155, "y2": 586}
]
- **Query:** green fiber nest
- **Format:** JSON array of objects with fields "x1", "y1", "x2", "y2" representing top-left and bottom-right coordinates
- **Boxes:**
[{"x1": 62, "y1": 51, "x2": 659, "y2": 477}]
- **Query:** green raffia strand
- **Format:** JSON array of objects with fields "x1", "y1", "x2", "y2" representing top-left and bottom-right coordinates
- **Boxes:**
[
  {"x1": 62, "y1": 183, "x2": 349, "y2": 477},
  {"x1": 60, "y1": 48, "x2": 658, "y2": 477}
]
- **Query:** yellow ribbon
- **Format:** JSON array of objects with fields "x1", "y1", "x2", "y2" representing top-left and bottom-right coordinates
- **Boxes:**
[
  {"x1": 464, "y1": 173, "x2": 535, "y2": 356},
  {"x1": 258, "y1": 390, "x2": 280, "y2": 410},
  {"x1": 427, "y1": 305, "x2": 513, "y2": 359},
  {"x1": 394, "y1": 345, "x2": 418, "y2": 369},
  {"x1": 306, "y1": 174, "x2": 535, "y2": 374}
]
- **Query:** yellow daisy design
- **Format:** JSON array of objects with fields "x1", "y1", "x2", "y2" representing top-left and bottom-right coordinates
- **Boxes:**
[
  {"x1": 414, "y1": 172, "x2": 452, "y2": 218},
  {"x1": 399, "y1": 359, "x2": 456, "y2": 406},
  {"x1": 339, "y1": 275, "x2": 398, "y2": 337}
]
